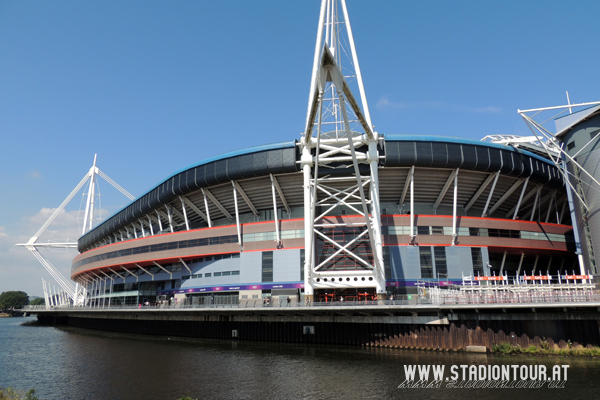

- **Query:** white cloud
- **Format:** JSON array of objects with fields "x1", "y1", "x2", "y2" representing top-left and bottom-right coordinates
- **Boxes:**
[
  {"x1": 376, "y1": 96, "x2": 501, "y2": 114},
  {"x1": 0, "y1": 206, "x2": 110, "y2": 295},
  {"x1": 28, "y1": 170, "x2": 42, "y2": 179}
]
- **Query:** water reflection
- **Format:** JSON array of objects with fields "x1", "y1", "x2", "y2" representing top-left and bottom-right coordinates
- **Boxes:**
[{"x1": 1, "y1": 317, "x2": 600, "y2": 399}]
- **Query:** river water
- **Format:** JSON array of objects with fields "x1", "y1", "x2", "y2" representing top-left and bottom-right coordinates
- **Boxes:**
[{"x1": 1, "y1": 317, "x2": 600, "y2": 400}]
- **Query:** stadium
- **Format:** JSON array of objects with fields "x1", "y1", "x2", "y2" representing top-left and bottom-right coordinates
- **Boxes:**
[
  {"x1": 70, "y1": 133, "x2": 576, "y2": 306},
  {"x1": 29, "y1": 0, "x2": 599, "y2": 308}
]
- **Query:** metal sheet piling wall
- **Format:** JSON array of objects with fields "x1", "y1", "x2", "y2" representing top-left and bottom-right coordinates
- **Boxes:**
[{"x1": 35, "y1": 310, "x2": 600, "y2": 351}]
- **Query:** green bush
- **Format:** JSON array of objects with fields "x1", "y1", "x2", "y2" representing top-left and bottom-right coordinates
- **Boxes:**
[{"x1": 0, "y1": 387, "x2": 38, "y2": 400}]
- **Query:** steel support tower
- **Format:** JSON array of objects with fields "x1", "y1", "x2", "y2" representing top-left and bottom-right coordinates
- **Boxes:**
[{"x1": 301, "y1": 0, "x2": 385, "y2": 300}]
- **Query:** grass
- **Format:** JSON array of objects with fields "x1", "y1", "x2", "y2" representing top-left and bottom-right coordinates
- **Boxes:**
[
  {"x1": 491, "y1": 341, "x2": 600, "y2": 357},
  {"x1": 0, "y1": 388, "x2": 38, "y2": 400}
]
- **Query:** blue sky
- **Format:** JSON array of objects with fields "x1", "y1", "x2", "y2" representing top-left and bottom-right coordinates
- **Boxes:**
[{"x1": 1, "y1": 0, "x2": 599, "y2": 296}]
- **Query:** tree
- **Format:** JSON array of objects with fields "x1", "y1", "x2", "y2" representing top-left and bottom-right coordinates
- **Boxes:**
[
  {"x1": 0, "y1": 291, "x2": 29, "y2": 309},
  {"x1": 30, "y1": 298, "x2": 45, "y2": 306}
]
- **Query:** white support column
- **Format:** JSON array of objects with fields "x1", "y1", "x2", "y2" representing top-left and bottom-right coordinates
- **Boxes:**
[
  {"x1": 165, "y1": 205, "x2": 174, "y2": 233},
  {"x1": 201, "y1": 189, "x2": 212, "y2": 228},
  {"x1": 464, "y1": 172, "x2": 496, "y2": 212},
  {"x1": 302, "y1": 145, "x2": 314, "y2": 297},
  {"x1": 529, "y1": 187, "x2": 541, "y2": 222},
  {"x1": 153, "y1": 261, "x2": 172, "y2": 280},
  {"x1": 410, "y1": 165, "x2": 415, "y2": 242},
  {"x1": 532, "y1": 256, "x2": 540, "y2": 273},
  {"x1": 108, "y1": 267, "x2": 126, "y2": 283},
  {"x1": 512, "y1": 177, "x2": 529, "y2": 220},
  {"x1": 232, "y1": 181, "x2": 242, "y2": 246},
  {"x1": 271, "y1": 176, "x2": 291, "y2": 215},
  {"x1": 451, "y1": 169, "x2": 459, "y2": 245},
  {"x1": 134, "y1": 263, "x2": 154, "y2": 281},
  {"x1": 399, "y1": 166, "x2": 413, "y2": 209},
  {"x1": 139, "y1": 220, "x2": 146, "y2": 237},
  {"x1": 481, "y1": 171, "x2": 500, "y2": 217},
  {"x1": 270, "y1": 174, "x2": 281, "y2": 247},
  {"x1": 180, "y1": 196, "x2": 190, "y2": 231},
  {"x1": 368, "y1": 139, "x2": 385, "y2": 293},
  {"x1": 179, "y1": 258, "x2": 192, "y2": 275},
  {"x1": 81, "y1": 154, "x2": 98, "y2": 235},
  {"x1": 499, "y1": 251, "x2": 507, "y2": 275},
  {"x1": 516, "y1": 253, "x2": 525, "y2": 275},
  {"x1": 120, "y1": 265, "x2": 139, "y2": 283},
  {"x1": 545, "y1": 194, "x2": 555, "y2": 223},
  {"x1": 156, "y1": 211, "x2": 163, "y2": 232},
  {"x1": 147, "y1": 216, "x2": 154, "y2": 236}
]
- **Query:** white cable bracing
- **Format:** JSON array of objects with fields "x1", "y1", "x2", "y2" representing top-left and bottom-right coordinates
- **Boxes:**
[
  {"x1": 29, "y1": 173, "x2": 91, "y2": 243},
  {"x1": 27, "y1": 246, "x2": 75, "y2": 295},
  {"x1": 97, "y1": 169, "x2": 136, "y2": 200}
]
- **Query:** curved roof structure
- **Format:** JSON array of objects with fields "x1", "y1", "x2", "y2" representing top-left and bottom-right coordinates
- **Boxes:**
[{"x1": 78, "y1": 135, "x2": 564, "y2": 252}]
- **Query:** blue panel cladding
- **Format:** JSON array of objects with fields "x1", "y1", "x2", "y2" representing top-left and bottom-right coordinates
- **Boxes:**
[
  {"x1": 397, "y1": 246, "x2": 421, "y2": 279},
  {"x1": 445, "y1": 246, "x2": 475, "y2": 278},
  {"x1": 239, "y1": 251, "x2": 262, "y2": 285},
  {"x1": 273, "y1": 249, "x2": 302, "y2": 283}
]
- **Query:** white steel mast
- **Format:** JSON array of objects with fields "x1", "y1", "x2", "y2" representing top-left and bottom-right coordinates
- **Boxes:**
[
  {"x1": 301, "y1": 0, "x2": 385, "y2": 301},
  {"x1": 17, "y1": 155, "x2": 135, "y2": 307}
]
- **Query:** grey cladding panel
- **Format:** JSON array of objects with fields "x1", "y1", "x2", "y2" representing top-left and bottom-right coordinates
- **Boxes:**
[
  {"x1": 226, "y1": 157, "x2": 241, "y2": 180},
  {"x1": 204, "y1": 162, "x2": 217, "y2": 186},
  {"x1": 488, "y1": 148, "x2": 502, "y2": 171},
  {"x1": 267, "y1": 149, "x2": 284, "y2": 172},
  {"x1": 461, "y1": 145, "x2": 477, "y2": 170},
  {"x1": 499, "y1": 151, "x2": 514, "y2": 175},
  {"x1": 415, "y1": 142, "x2": 433, "y2": 167},
  {"x1": 239, "y1": 154, "x2": 255, "y2": 178},
  {"x1": 195, "y1": 165, "x2": 207, "y2": 188},
  {"x1": 476, "y1": 147, "x2": 491, "y2": 171},
  {"x1": 430, "y1": 143, "x2": 448, "y2": 168},
  {"x1": 214, "y1": 159, "x2": 228, "y2": 184},
  {"x1": 446, "y1": 143, "x2": 462, "y2": 165},
  {"x1": 253, "y1": 151, "x2": 269, "y2": 175}
]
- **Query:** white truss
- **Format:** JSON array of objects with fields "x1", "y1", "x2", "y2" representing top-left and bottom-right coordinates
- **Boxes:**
[
  {"x1": 16, "y1": 155, "x2": 135, "y2": 307},
  {"x1": 516, "y1": 96, "x2": 600, "y2": 278},
  {"x1": 301, "y1": 0, "x2": 385, "y2": 296}
]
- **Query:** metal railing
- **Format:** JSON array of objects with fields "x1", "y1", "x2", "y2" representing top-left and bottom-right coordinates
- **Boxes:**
[{"x1": 22, "y1": 290, "x2": 600, "y2": 312}]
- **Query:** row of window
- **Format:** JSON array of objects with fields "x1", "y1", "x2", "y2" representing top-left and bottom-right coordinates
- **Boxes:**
[
  {"x1": 76, "y1": 224, "x2": 567, "y2": 271},
  {"x1": 243, "y1": 229, "x2": 304, "y2": 242},
  {"x1": 384, "y1": 226, "x2": 567, "y2": 242},
  {"x1": 73, "y1": 234, "x2": 240, "y2": 269},
  {"x1": 182, "y1": 270, "x2": 241, "y2": 280},
  {"x1": 75, "y1": 230, "x2": 304, "y2": 270}
]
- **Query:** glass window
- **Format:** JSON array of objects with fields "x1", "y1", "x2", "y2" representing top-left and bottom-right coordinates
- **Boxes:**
[
  {"x1": 300, "y1": 249, "x2": 305, "y2": 281},
  {"x1": 431, "y1": 226, "x2": 444, "y2": 235},
  {"x1": 214, "y1": 272, "x2": 222, "y2": 277},
  {"x1": 231, "y1": 270, "x2": 240, "y2": 276},
  {"x1": 205, "y1": 273, "x2": 211, "y2": 278},
  {"x1": 262, "y1": 251, "x2": 274, "y2": 282},
  {"x1": 434, "y1": 247, "x2": 447, "y2": 279},
  {"x1": 419, "y1": 247, "x2": 433, "y2": 279},
  {"x1": 471, "y1": 248, "x2": 484, "y2": 276},
  {"x1": 222, "y1": 271, "x2": 231, "y2": 276},
  {"x1": 417, "y1": 226, "x2": 430, "y2": 235}
]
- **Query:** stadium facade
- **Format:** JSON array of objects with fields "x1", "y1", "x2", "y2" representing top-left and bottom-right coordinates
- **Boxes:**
[
  {"x1": 67, "y1": 0, "x2": 589, "y2": 306},
  {"x1": 71, "y1": 135, "x2": 576, "y2": 305}
]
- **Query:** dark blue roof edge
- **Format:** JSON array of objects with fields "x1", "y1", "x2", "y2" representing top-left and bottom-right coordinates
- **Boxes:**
[
  {"x1": 383, "y1": 134, "x2": 556, "y2": 167},
  {"x1": 84, "y1": 140, "x2": 298, "y2": 240}
]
